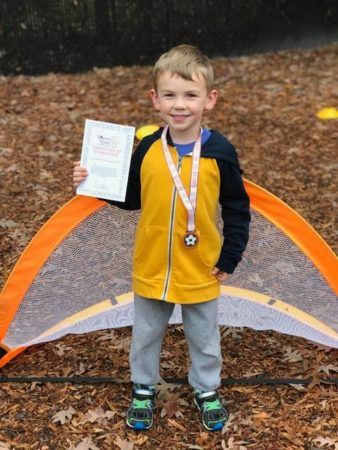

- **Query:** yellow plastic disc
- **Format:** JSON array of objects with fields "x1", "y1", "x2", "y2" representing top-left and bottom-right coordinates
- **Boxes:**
[
  {"x1": 136, "y1": 124, "x2": 160, "y2": 140},
  {"x1": 316, "y1": 107, "x2": 338, "y2": 120}
]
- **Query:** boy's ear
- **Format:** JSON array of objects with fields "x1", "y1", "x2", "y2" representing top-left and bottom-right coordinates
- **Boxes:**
[
  {"x1": 205, "y1": 89, "x2": 218, "y2": 111},
  {"x1": 150, "y1": 89, "x2": 160, "y2": 111}
]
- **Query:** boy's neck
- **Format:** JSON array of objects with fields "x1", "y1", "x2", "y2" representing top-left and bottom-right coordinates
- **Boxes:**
[{"x1": 168, "y1": 125, "x2": 202, "y2": 145}]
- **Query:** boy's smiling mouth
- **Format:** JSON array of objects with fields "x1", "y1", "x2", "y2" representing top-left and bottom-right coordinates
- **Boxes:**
[{"x1": 171, "y1": 114, "x2": 190, "y2": 121}]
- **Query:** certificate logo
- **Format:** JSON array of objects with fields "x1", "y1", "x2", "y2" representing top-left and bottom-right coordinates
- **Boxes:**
[
  {"x1": 94, "y1": 134, "x2": 120, "y2": 157},
  {"x1": 97, "y1": 134, "x2": 113, "y2": 146}
]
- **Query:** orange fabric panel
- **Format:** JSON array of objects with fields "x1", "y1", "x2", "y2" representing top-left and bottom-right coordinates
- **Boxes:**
[
  {"x1": 0, "y1": 347, "x2": 27, "y2": 369},
  {"x1": 244, "y1": 179, "x2": 338, "y2": 294},
  {"x1": 0, "y1": 196, "x2": 105, "y2": 341}
]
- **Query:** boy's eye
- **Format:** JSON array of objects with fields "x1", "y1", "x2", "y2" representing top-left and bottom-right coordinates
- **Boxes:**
[
  {"x1": 164, "y1": 93, "x2": 174, "y2": 97},
  {"x1": 187, "y1": 93, "x2": 198, "y2": 98}
]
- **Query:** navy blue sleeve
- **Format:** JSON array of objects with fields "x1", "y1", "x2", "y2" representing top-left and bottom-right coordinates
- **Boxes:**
[
  {"x1": 102, "y1": 134, "x2": 157, "y2": 210},
  {"x1": 216, "y1": 160, "x2": 251, "y2": 274},
  {"x1": 104, "y1": 144, "x2": 142, "y2": 210}
]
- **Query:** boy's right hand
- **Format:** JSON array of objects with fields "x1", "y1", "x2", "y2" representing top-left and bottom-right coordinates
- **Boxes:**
[{"x1": 73, "y1": 161, "x2": 88, "y2": 188}]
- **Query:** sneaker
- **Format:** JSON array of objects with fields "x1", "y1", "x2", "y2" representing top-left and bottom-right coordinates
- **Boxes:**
[
  {"x1": 194, "y1": 390, "x2": 228, "y2": 431},
  {"x1": 126, "y1": 384, "x2": 155, "y2": 430}
]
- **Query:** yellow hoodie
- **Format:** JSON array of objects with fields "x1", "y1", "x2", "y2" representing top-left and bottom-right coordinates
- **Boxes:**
[{"x1": 107, "y1": 128, "x2": 250, "y2": 304}]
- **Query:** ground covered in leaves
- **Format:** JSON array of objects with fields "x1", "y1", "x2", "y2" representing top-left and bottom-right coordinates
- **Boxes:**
[{"x1": 0, "y1": 43, "x2": 337, "y2": 449}]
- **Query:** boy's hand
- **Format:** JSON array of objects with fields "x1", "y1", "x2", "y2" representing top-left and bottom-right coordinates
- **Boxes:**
[
  {"x1": 73, "y1": 161, "x2": 88, "y2": 188},
  {"x1": 212, "y1": 267, "x2": 228, "y2": 282}
]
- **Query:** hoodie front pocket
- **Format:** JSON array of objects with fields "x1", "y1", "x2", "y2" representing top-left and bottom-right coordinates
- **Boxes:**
[
  {"x1": 171, "y1": 229, "x2": 221, "y2": 285},
  {"x1": 133, "y1": 226, "x2": 168, "y2": 280}
]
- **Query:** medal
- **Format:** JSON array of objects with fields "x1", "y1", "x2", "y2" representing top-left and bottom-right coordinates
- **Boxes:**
[
  {"x1": 161, "y1": 126, "x2": 202, "y2": 247},
  {"x1": 184, "y1": 232, "x2": 199, "y2": 247}
]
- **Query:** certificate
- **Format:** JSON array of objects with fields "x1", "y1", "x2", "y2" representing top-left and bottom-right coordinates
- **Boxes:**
[{"x1": 76, "y1": 119, "x2": 135, "y2": 202}]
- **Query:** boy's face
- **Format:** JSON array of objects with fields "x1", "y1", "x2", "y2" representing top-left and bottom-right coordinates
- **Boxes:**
[{"x1": 150, "y1": 71, "x2": 217, "y2": 143}]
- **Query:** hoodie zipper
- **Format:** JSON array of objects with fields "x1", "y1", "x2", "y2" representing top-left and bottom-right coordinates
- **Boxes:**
[{"x1": 162, "y1": 154, "x2": 183, "y2": 300}]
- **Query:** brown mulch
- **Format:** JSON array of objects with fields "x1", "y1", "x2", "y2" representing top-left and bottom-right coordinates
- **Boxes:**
[{"x1": 0, "y1": 43, "x2": 337, "y2": 450}]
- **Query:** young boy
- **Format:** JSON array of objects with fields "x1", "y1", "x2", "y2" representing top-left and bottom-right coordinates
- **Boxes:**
[{"x1": 73, "y1": 45, "x2": 250, "y2": 431}]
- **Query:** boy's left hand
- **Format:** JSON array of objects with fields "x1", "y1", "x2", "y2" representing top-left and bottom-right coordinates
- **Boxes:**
[{"x1": 212, "y1": 267, "x2": 228, "y2": 282}]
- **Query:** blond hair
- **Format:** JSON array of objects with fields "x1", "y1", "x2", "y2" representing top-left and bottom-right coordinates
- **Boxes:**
[{"x1": 153, "y1": 44, "x2": 214, "y2": 91}]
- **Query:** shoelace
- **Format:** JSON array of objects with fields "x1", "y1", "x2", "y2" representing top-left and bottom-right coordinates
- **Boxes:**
[
  {"x1": 132, "y1": 398, "x2": 152, "y2": 410},
  {"x1": 202, "y1": 399, "x2": 222, "y2": 412}
]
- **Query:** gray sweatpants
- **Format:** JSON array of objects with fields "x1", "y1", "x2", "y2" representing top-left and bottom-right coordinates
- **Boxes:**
[{"x1": 130, "y1": 294, "x2": 222, "y2": 392}]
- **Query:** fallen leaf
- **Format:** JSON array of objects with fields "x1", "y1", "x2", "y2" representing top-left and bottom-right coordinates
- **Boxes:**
[
  {"x1": 76, "y1": 362, "x2": 87, "y2": 375},
  {"x1": 156, "y1": 377, "x2": 177, "y2": 400},
  {"x1": 282, "y1": 347, "x2": 303, "y2": 362},
  {"x1": 222, "y1": 413, "x2": 237, "y2": 434},
  {"x1": 230, "y1": 386, "x2": 254, "y2": 393},
  {"x1": 288, "y1": 383, "x2": 306, "y2": 390},
  {"x1": 70, "y1": 437, "x2": 100, "y2": 450},
  {"x1": 254, "y1": 411, "x2": 270, "y2": 420},
  {"x1": 52, "y1": 406, "x2": 76, "y2": 424},
  {"x1": 0, "y1": 443, "x2": 11, "y2": 450},
  {"x1": 312, "y1": 436, "x2": 338, "y2": 448},
  {"x1": 114, "y1": 436, "x2": 134, "y2": 450},
  {"x1": 221, "y1": 327, "x2": 244, "y2": 339},
  {"x1": 317, "y1": 364, "x2": 338, "y2": 375},
  {"x1": 133, "y1": 436, "x2": 148, "y2": 445},
  {"x1": 81, "y1": 406, "x2": 115, "y2": 424},
  {"x1": 196, "y1": 431, "x2": 209, "y2": 444},
  {"x1": 97, "y1": 331, "x2": 115, "y2": 341},
  {"x1": 168, "y1": 418, "x2": 187, "y2": 432},
  {"x1": 54, "y1": 343, "x2": 73, "y2": 356},
  {"x1": 222, "y1": 437, "x2": 250, "y2": 449},
  {"x1": 160, "y1": 393, "x2": 186, "y2": 419},
  {"x1": 115, "y1": 335, "x2": 131, "y2": 350},
  {"x1": 0, "y1": 219, "x2": 17, "y2": 228}
]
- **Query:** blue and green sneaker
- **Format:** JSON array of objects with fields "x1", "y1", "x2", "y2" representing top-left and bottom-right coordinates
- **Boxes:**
[
  {"x1": 126, "y1": 384, "x2": 155, "y2": 430},
  {"x1": 194, "y1": 390, "x2": 228, "y2": 431}
]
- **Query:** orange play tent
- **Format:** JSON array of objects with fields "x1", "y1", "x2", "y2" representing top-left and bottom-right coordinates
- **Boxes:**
[{"x1": 1, "y1": 179, "x2": 337, "y2": 367}]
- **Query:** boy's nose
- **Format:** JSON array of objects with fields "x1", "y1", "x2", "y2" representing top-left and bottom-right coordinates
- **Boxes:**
[{"x1": 173, "y1": 96, "x2": 185, "y2": 109}]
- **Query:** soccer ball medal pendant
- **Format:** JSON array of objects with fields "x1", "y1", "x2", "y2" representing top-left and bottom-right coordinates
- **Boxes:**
[{"x1": 184, "y1": 232, "x2": 198, "y2": 247}]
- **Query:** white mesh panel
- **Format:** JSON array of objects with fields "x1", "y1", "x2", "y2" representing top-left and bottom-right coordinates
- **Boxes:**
[
  {"x1": 4, "y1": 205, "x2": 137, "y2": 346},
  {"x1": 227, "y1": 210, "x2": 337, "y2": 331}
]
